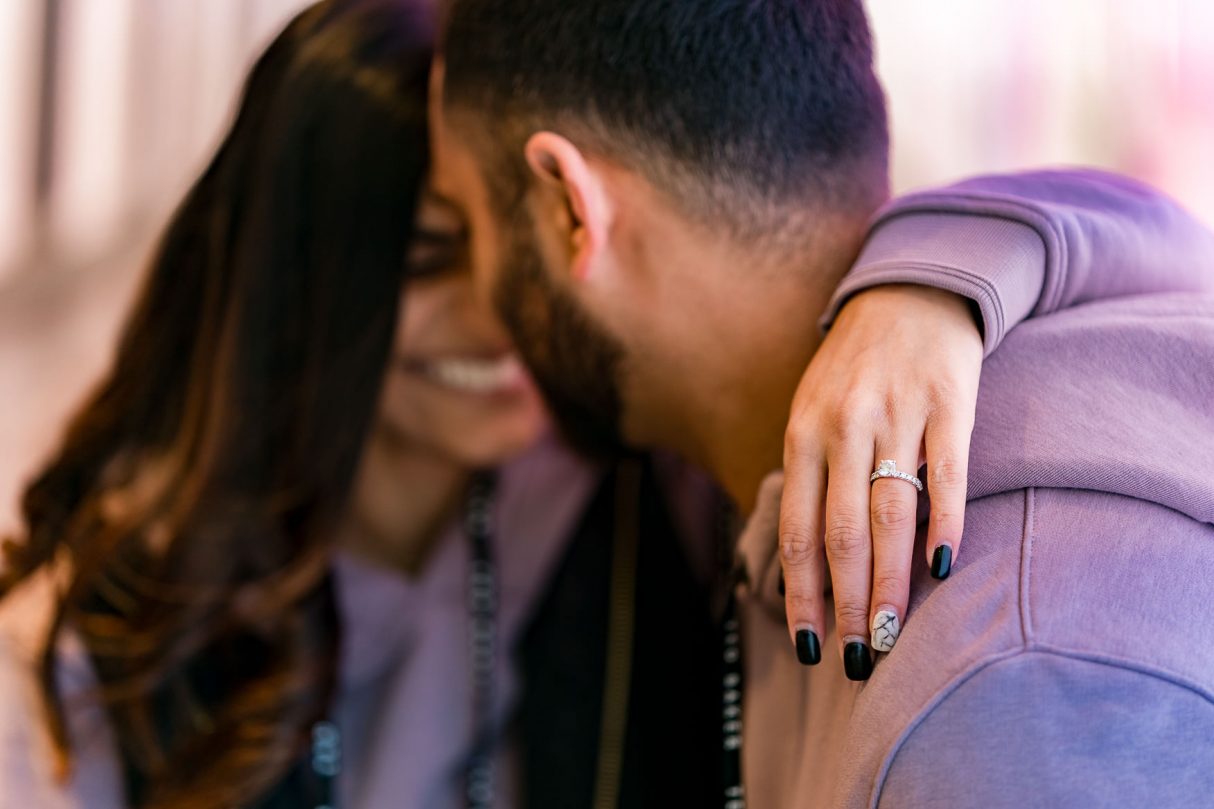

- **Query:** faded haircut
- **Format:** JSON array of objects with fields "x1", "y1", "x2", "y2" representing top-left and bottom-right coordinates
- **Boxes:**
[{"x1": 440, "y1": 0, "x2": 890, "y2": 242}]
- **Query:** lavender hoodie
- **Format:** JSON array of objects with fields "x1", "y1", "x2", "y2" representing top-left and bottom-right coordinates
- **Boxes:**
[
  {"x1": 1, "y1": 170, "x2": 1210, "y2": 808},
  {"x1": 740, "y1": 170, "x2": 1214, "y2": 808}
]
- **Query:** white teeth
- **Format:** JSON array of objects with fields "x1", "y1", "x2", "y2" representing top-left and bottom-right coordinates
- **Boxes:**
[{"x1": 426, "y1": 355, "x2": 524, "y2": 394}]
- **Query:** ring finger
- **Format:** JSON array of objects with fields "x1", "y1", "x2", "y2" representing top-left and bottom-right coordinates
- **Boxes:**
[{"x1": 868, "y1": 444, "x2": 923, "y2": 657}]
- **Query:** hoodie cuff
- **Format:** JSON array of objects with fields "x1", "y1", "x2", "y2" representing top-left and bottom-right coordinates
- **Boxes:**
[{"x1": 820, "y1": 210, "x2": 1048, "y2": 357}]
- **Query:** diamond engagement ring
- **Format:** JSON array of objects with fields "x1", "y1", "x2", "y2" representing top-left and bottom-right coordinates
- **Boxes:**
[{"x1": 870, "y1": 459, "x2": 923, "y2": 492}]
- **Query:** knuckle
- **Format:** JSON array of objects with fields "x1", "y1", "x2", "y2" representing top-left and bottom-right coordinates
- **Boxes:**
[
  {"x1": 779, "y1": 518, "x2": 818, "y2": 563},
  {"x1": 834, "y1": 601, "x2": 871, "y2": 628},
  {"x1": 784, "y1": 415, "x2": 817, "y2": 446},
  {"x1": 823, "y1": 519, "x2": 866, "y2": 562},
  {"x1": 826, "y1": 400, "x2": 871, "y2": 443},
  {"x1": 927, "y1": 383, "x2": 960, "y2": 412},
  {"x1": 783, "y1": 422, "x2": 820, "y2": 461},
  {"x1": 871, "y1": 496, "x2": 914, "y2": 532},
  {"x1": 783, "y1": 587, "x2": 818, "y2": 614},
  {"x1": 930, "y1": 456, "x2": 966, "y2": 491},
  {"x1": 931, "y1": 508, "x2": 960, "y2": 531},
  {"x1": 872, "y1": 571, "x2": 908, "y2": 598}
]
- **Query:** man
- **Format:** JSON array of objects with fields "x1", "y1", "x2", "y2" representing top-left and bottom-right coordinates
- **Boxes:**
[{"x1": 430, "y1": 1, "x2": 1214, "y2": 805}]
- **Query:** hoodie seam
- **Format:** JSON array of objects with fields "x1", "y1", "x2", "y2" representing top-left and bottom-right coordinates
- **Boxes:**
[{"x1": 1019, "y1": 488, "x2": 1036, "y2": 645}]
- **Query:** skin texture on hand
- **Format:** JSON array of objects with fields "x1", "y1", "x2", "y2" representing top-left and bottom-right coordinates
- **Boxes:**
[{"x1": 777, "y1": 284, "x2": 983, "y2": 678}]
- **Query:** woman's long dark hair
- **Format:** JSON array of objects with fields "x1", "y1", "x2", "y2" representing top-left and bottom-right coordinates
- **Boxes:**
[{"x1": 1, "y1": 2, "x2": 432, "y2": 806}]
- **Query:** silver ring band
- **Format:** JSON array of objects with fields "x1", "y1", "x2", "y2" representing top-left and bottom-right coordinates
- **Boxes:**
[{"x1": 869, "y1": 459, "x2": 923, "y2": 492}]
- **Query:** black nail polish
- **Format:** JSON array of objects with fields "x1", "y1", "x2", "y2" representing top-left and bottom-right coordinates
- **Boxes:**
[
  {"x1": 931, "y1": 544, "x2": 953, "y2": 580},
  {"x1": 844, "y1": 641, "x2": 873, "y2": 681},
  {"x1": 778, "y1": 571, "x2": 785, "y2": 596},
  {"x1": 795, "y1": 629, "x2": 820, "y2": 665}
]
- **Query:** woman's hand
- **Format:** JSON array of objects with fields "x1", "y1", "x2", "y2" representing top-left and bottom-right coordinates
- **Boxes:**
[{"x1": 778, "y1": 284, "x2": 983, "y2": 680}]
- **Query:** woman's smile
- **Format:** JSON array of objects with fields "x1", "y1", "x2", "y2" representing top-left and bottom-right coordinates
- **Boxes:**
[{"x1": 398, "y1": 352, "x2": 531, "y2": 398}]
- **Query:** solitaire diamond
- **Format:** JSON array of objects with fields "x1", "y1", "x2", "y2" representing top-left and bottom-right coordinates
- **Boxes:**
[{"x1": 870, "y1": 459, "x2": 923, "y2": 492}]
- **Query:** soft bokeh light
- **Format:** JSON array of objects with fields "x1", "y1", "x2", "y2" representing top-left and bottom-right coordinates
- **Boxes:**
[
  {"x1": 0, "y1": 1, "x2": 39, "y2": 275},
  {"x1": 873, "y1": 0, "x2": 1214, "y2": 223}
]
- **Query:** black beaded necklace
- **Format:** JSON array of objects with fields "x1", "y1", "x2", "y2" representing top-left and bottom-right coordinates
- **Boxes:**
[
  {"x1": 719, "y1": 504, "x2": 746, "y2": 809},
  {"x1": 304, "y1": 473, "x2": 499, "y2": 809},
  {"x1": 461, "y1": 472, "x2": 499, "y2": 809},
  {"x1": 304, "y1": 469, "x2": 746, "y2": 809}
]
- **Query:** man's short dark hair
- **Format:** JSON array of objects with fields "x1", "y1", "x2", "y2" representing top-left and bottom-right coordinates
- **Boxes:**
[{"x1": 441, "y1": 0, "x2": 889, "y2": 240}]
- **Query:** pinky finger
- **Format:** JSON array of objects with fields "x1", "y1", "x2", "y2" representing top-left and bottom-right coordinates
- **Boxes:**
[{"x1": 923, "y1": 408, "x2": 973, "y2": 580}]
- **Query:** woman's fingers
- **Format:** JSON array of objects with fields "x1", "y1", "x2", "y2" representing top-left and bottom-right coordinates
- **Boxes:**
[
  {"x1": 823, "y1": 441, "x2": 875, "y2": 681},
  {"x1": 777, "y1": 438, "x2": 826, "y2": 666},
  {"x1": 774, "y1": 285, "x2": 985, "y2": 682},
  {"x1": 923, "y1": 404, "x2": 974, "y2": 579},
  {"x1": 867, "y1": 444, "x2": 921, "y2": 657}
]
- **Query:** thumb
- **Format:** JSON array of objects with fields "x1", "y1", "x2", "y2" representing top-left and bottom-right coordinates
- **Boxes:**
[{"x1": 736, "y1": 470, "x2": 785, "y2": 611}]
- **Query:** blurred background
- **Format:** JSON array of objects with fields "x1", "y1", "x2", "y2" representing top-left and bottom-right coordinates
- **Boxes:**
[{"x1": 1, "y1": 0, "x2": 1212, "y2": 534}]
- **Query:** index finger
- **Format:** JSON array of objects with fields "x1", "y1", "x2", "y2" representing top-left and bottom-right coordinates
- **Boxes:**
[{"x1": 779, "y1": 430, "x2": 827, "y2": 666}]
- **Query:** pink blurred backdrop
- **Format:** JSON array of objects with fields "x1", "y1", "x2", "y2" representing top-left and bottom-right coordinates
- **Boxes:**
[{"x1": 1, "y1": 0, "x2": 1212, "y2": 533}]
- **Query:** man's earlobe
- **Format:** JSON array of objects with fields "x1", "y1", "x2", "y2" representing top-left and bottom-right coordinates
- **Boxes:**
[{"x1": 524, "y1": 132, "x2": 610, "y2": 280}]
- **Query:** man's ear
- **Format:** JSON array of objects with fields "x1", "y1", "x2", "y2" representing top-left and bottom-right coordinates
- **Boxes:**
[{"x1": 524, "y1": 132, "x2": 611, "y2": 281}]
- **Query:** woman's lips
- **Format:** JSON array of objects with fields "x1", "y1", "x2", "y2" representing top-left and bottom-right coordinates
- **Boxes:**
[{"x1": 400, "y1": 353, "x2": 530, "y2": 396}]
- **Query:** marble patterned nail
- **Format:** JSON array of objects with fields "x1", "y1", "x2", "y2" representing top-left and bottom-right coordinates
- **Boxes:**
[{"x1": 870, "y1": 610, "x2": 900, "y2": 653}]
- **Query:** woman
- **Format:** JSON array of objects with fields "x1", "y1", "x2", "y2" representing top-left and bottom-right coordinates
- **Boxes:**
[
  {"x1": 1, "y1": 3, "x2": 482, "y2": 805},
  {"x1": 2, "y1": 4, "x2": 709, "y2": 806},
  {"x1": 2, "y1": 1, "x2": 1206, "y2": 808}
]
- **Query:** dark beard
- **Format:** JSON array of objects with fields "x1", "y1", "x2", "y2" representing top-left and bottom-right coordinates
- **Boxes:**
[{"x1": 493, "y1": 226, "x2": 628, "y2": 461}]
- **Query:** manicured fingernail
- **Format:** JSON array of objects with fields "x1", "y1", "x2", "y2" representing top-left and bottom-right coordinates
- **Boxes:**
[
  {"x1": 778, "y1": 571, "x2": 785, "y2": 596},
  {"x1": 843, "y1": 641, "x2": 873, "y2": 681},
  {"x1": 931, "y1": 544, "x2": 953, "y2": 580},
  {"x1": 795, "y1": 628, "x2": 820, "y2": 665},
  {"x1": 870, "y1": 610, "x2": 900, "y2": 653}
]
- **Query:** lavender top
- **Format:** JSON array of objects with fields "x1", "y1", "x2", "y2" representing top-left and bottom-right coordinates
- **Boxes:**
[
  {"x1": 826, "y1": 168, "x2": 1214, "y2": 354},
  {"x1": 742, "y1": 173, "x2": 1214, "y2": 807},
  {"x1": 2, "y1": 169, "x2": 1211, "y2": 807},
  {"x1": 741, "y1": 293, "x2": 1214, "y2": 808}
]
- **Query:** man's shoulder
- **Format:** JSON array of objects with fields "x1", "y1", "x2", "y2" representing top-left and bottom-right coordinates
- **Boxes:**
[
  {"x1": 875, "y1": 646, "x2": 1214, "y2": 808},
  {"x1": 742, "y1": 482, "x2": 1214, "y2": 808},
  {"x1": 837, "y1": 485, "x2": 1214, "y2": 808},
  {"x1": 969, "y1": 293, "x2": 1214, "y2": 524},
  {"x1": 988, "y1": 290, "x2": 1214, "y2": 365},
  {"x1": 922, "y1": 486, "x2": 1214, "y2": 699}
]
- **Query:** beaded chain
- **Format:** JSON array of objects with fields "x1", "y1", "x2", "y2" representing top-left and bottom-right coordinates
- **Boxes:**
[
  {"x1": 306, "y1": 473, "x2": 499, "y2": 809},
  {"x1": 305, "y1": 474, "x2": 747, "y2": 809}
]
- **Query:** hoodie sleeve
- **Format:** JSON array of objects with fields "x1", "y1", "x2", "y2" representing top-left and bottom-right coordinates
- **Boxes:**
[{"x1": 821, "y1": 169, "x2": 1214, "y2": 356}]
